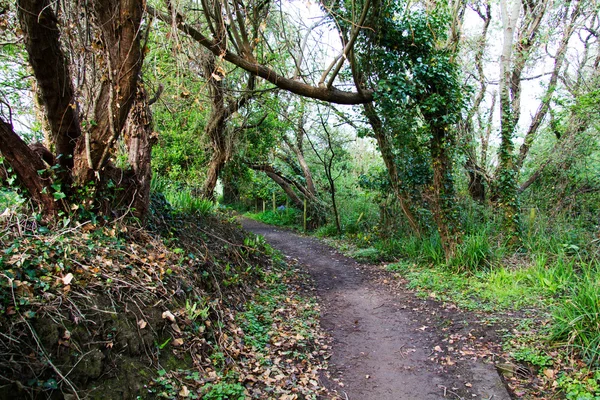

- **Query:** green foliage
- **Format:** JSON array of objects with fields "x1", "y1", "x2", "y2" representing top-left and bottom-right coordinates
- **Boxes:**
[
  {"x1": 447, "y1": 232, "x2": 497, "y2": 272},
  {"x1": 203, "y1": 381, "x2": 246, "y2": 400},
  {"x1": 557, "y1": 369, "x2": 600, "y2": 400},
  {"x1": 552, "y1": 262, "x2": 600, "y2": 367},
  {"x1": 152, "y1": 178, "x2": 214, "y2": 216},
  {"x1": 0, "y1": 188, "x2": 26, "y2": 212},
  {"x1": 511, "y1": 346, "x2": 553, "y2": 368},
  {"x1": 350, "y1": 247, "x2": 381, "y2": 263},
  {"x1": 145, "y1": 27, "x2": 209, "y2": 186},
  {"x1": 246, "y1": 208, "x2": 301, "y2": 228}
]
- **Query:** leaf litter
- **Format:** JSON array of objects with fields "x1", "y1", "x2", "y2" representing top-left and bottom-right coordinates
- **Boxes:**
[{"x1": 0, "y1": 211, "x2": 335, "y2": 399}]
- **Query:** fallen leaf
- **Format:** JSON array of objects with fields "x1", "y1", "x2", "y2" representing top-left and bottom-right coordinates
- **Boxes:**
[
  {"x1": 162, "y1": 310, "x2": 176, "y2": 322},
  {"x1": 173, "y1": 338, "x2": 184, "y2": 346},
  {"x1": 61, "y1": 273, "x2": 74, "y2": 285},
  {"x1": 178, "y1": 385, "x2": 190, "y2": 397},
  {"x1": 543, "y1": 369, "x2": 555, "y2": 379},
  {"x1": 138, "y1": 320, "x2": 147, "y2": 329}
]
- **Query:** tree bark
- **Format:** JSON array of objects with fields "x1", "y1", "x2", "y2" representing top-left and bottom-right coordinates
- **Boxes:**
[
  {"x1": 0, "y1": 118, "x2": 59, "y2": 218},
  {"x1": 17, "y1": 0, "x2": 81, "y2": 173},
  {"x1": 200, "y1": 53, "x2": 256, "y2": 199},
  {"x1": 497, "y1": 0, "x2": 522, "y2": 240},
  {"x1": 364, "y1": 104, "x2": 422, "y2": 237},
  {"x1": 125, "y1": 82, "x2": 158, "y2": 220},
  {"x1": 72, "y1": 0, "x2": 144, "y2": 184},
  {"x1": 428, "y1": 126, "x2": 459, "y2": 259}
]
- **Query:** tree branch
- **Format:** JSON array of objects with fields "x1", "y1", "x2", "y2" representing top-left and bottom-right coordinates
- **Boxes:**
[{"x1": 148, "y1": 5, "x2": 373, "y2": 105}]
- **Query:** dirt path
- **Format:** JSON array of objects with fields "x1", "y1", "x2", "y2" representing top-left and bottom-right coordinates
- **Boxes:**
[{"x1": 241, "y1": 218, "x2": 511, "y2": 400}]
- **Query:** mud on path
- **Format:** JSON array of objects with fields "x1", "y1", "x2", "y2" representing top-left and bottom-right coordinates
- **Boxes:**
[{"x1": 241, "y1": 218, "x2": 511, "y2": 400}]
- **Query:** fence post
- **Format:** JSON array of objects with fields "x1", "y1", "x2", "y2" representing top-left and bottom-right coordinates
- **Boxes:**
[{"x1": 303, "y1": 198, "x2": 307, "y2": 231}]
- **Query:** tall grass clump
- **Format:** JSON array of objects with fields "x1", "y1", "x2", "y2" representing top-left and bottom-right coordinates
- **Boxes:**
[
  {"x1": 151, "y1": 177, "x2": 214, "y2": 216},
  {"x1": 448, "y1": 231, "x2": 498, "y2": 272},
  {"x1": 167, "y1": 190, "x2": 215, "y2": 215},
  {"x1": 552, "y1": 261, "x2": 600, "y2": 366}
]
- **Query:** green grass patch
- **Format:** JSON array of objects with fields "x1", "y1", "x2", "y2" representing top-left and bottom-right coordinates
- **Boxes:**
[
  {"x1": 556, "y1": 369, "x2": 600, "y2": 400},
  {"x1": 551, "y1": 261, "x2": 600, "y2": 367},
  {"x1": 245, "y1": 208, "x2": 302, "y2": 228},
  {"x1": 386, "y1": 256, "x2": 570, "y2": 311}
]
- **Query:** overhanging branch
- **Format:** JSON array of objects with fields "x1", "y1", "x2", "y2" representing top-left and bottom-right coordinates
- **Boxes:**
[{"x1": 147, "y1": 5, "x2": 373, "y2": 105}]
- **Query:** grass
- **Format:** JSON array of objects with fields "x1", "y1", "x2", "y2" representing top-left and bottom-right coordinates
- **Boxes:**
[
  {"x1": 245, "y1": 208, "x2": 302, "y2": 228},
  {"x1": 151, "y1": 177, "x2": 215, "y2": 216},
  {"x1": 551, "y1": 261, "x2": 600, "y2": 367}
]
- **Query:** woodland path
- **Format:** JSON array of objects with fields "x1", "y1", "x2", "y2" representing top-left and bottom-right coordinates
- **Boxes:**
[{"x1": 241, "y1": 218, "x2": 511, "y2": 400}]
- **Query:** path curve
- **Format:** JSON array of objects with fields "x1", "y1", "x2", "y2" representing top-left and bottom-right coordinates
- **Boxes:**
[{"x1": 241, "y1": 218, "x2": 511, "y2": 400}]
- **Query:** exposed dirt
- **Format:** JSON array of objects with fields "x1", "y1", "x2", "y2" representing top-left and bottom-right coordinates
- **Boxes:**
[{"x1": 241, "y1": 218, "x2": 512, "y2": 400}]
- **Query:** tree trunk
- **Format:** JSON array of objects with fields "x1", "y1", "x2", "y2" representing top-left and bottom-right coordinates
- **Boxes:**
[
  {"x1": 497, "y1": 0, "x2": 522, "y2": 241},
  {"x1": 72, "y1": 0, "x2": 144, "y2": 185},
  {"x1": 200, "y1": 52, "x2": 255, "y2": 199},
  {"x1": 125, "y1": 83, "x2": 158, "y2": 220},
  {"x1": 18, "y1": 0, "x2": 81, "y2": 173},
  {"x1": 428, "y1": 126, "x2": 459, "y2": 259},
  {"x1": 364, "y1": 104, "x2": 422, "y2": 237},
  {"x1": 6, "y1": 0, "x2": 154, "y2": 220},
  {"x1": 466, "y1": 158, "x2": 486, "y2": 202},
  {"x1": 203, "y1": 149, "x2": 227, "y2": 200},
  {"x1": 0, "y1": 119, "x2": 60, "y2": 218}
]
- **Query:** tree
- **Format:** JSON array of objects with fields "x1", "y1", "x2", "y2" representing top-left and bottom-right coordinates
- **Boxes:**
[
  {"x1": 350, "y1": 0, "x2": 466, "y2": 258},
  {"x1": 1, "y1": 0, "x2": 154, "y2": 220},
  {"x1": 200, "y1": 51, "x2": 256, "y2": 199}
]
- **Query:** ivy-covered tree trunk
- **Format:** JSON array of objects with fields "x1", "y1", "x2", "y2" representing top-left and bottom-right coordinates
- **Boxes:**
[
  {"x1": 497, "y1": 0, "x2": 522, "y2": 241},
  {"x1": 429, "y1": 126, "x2": 459, "y2": 259},
  {"x1": 125, "y1": 83, "x2": 159, "y2": 219}
]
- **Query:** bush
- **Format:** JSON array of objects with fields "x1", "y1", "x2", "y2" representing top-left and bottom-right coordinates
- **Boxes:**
[{"x1": 350, "y1": 247, "x2": 381, "y2": 262}]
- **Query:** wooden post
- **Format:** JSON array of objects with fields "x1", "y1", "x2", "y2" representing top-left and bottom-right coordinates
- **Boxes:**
[
  {"x1": 286, "y1": 198, "x2": 289, "y2": 217},
  {"x1": 262, "y1": 199, "x2": 266, "y2": 213},
  {"x1": 272, "y1": 192, "x2": 276, "y2": 212},
  {"x1": 303, "y1": 198, "x2": 307, "y2": 231}
]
